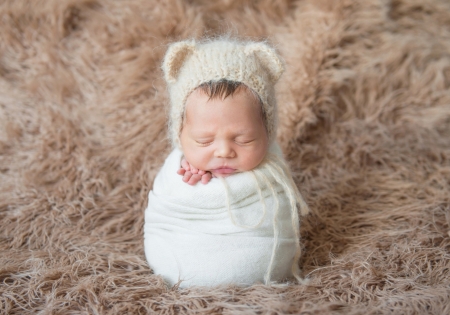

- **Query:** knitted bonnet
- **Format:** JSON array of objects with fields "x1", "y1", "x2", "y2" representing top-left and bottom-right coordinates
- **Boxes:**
[{"x1": 162, "y1": 39, "x2": 284, "y2": 148}]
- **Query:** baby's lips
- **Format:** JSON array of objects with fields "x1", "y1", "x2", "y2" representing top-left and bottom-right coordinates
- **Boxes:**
[{"x1": 211, "y1": 167, "x2": 236, "y2": 175}]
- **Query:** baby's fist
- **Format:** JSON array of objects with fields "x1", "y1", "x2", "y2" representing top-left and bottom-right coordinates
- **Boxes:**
[{"x1": 177, "y1": 158, "x2": 212, "y2": 185}]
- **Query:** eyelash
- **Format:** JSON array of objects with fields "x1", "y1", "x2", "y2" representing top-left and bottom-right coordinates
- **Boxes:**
[
  {"x1": 195, "y1": 140, "x2": 254, "y2": 146},
  {"x1": 235, "y1": 140, "x2": 253, "y2": 145},
  {"x1": 196, "y1": 141, "x2": 212, "y2": 146}
]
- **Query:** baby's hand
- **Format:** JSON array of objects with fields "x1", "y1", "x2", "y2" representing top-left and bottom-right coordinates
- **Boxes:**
[{"x1": 177, "y1": 158, "x2": 212, "y2": 185}]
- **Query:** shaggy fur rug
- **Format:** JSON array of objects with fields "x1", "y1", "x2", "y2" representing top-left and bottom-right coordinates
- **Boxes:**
[{"x1": 1, "y1": 0, "x2": 450, "y2": 314}]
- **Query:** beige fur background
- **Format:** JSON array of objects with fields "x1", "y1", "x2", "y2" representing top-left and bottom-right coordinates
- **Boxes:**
[{"x1": 1, "y1": 0, "x2": 450, "y2": 314}]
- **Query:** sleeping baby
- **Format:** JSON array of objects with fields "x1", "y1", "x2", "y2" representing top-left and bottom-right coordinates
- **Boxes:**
[{"x1": 144, "y1": 39, "x2": 309, "y2": 288}]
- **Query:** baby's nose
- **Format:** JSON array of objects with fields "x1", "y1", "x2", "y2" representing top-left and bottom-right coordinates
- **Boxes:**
[{"x1": 214, "y1": 141, "x2": 236, "y2": 158}]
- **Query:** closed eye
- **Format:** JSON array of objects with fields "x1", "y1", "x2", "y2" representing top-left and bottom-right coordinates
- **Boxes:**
[
  {"x1": 195, "y1": 140, "x2": 213, "y2": 146},
  {"x1": 235, "y1": 139, "x2": 255, "y2": 145}
]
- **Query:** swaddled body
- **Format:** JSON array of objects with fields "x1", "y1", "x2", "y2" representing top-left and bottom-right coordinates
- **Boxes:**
[
  {"x1": 144, "y1": 39, "x2": 309, "y2": 287},
  {"x1": 144, "y1": 144, "x2": 302, "y2": 287}
]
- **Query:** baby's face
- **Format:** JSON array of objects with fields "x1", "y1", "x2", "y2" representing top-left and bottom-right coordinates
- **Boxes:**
[{"x1": 180, "y1": 87, "x2": 269, "y2": 177}]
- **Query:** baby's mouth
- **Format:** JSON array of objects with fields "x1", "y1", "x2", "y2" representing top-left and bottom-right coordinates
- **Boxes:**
[{"x1": 211, "y1": 167, "x2": 236, "y2": 175}]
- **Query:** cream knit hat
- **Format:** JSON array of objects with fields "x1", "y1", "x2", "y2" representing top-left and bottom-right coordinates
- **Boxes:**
[{"x1": 162, "y1": 39, "x2": 284, "y2": 148}]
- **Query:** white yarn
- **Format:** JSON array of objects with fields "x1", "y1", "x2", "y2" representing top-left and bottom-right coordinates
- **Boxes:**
[{"x1": 144, "y1": 143, "x2": 309, "y2": 287}]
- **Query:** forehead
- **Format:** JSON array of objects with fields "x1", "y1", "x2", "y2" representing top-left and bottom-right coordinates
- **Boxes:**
[{"x1": 184, "y1": 87, "x2": 261, "y2": 122}]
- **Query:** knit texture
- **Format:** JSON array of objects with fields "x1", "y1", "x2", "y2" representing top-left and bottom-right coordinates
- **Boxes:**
[
  {"x1": 144, "y1": 143, "x2": 308, "y2": 287},
  {"x1": 162, "y1": 39, "x2": 284, "y2": 149}
]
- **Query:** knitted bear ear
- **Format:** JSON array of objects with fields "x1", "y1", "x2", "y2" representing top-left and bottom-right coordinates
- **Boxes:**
[
  {"x1": 244, "y1": 42, "x2": 284, "y2": 83},
  {"x1": 162, "y1": 40, "x2": 196, "y2": 83}
]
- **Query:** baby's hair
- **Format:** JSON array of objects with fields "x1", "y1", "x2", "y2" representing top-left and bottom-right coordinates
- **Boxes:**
[
  {"x1": 186, "y1": 79, "x2": 267, "y2": 130},
  {"x1": 197, "y1": 79, "x2": 243, "y2": 101}
]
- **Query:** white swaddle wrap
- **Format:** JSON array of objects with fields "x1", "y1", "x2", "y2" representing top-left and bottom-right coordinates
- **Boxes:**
[{"x1": 144, "y1": 144, "x2": 308, "y2": 288}]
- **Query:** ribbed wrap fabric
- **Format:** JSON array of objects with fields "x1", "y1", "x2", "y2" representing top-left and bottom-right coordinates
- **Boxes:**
[
  {"x1": 144, "y1": 143, "x2": 309, "y2": 287},
  {"x1": 162, "y1": 39, "x2": 284, "y2": 149}
]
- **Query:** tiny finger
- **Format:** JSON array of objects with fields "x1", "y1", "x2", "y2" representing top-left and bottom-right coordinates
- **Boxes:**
[
  {"x1": 182, "y1": 171, "x2": 192, "y2": 182},
  {"x1": 201, "y1": 172, "x2": 212, "y2": 184},
  {"x1": 177, "y1": 168, "x2": 186, "y2": 176},
  {"x1": 181, "y1": 159, "x2": 190, "y2": 171},
  {"x1": 188, "y1": 174, "x2": 201, "y2": 185}
]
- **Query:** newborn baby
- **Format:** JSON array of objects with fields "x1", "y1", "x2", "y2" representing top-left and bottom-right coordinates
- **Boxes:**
[
  {"x1": 177, "y1": 81, "x2": 268, "y2": 185},
  {"x1": 144, "y1": 39, "x2": 309, "y2": 288}
]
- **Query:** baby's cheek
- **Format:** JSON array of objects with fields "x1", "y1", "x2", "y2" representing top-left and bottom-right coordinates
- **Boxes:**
[
  {"x1": 185, "y1": 148, "x2": 209, "y2": 171},
  {"x1": 196, "y1": 155, "x2": 211, "y2": 171},
  {"x1": 244, "y1": 147, "x2": 267, "y2": 170}
]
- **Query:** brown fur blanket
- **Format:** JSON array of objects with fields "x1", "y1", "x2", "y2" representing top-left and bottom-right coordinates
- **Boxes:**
[{"x1": 1, "y1": 0, "x2": 450, "y2": 314}]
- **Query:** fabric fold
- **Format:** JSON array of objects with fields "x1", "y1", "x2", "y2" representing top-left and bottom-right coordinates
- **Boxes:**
[{"x1": 144, "y1": 144, "x2": 305, "y2": 287}]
